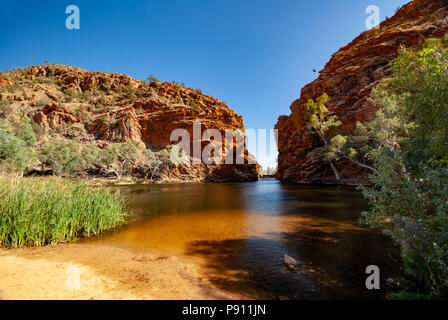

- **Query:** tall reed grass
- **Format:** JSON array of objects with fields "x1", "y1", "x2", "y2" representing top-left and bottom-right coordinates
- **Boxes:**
[{"x1": 0, "y1": 178, "x2": 127, "y2": 248}]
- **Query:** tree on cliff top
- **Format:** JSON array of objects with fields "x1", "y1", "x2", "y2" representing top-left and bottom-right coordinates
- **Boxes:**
[{"x1": 146, "y1": 74, "x2": 159, "y2": 83}]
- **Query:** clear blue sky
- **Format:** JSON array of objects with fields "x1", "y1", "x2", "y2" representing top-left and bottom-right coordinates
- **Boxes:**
[{"x1": 0, "y1": 0, "x2": 408, "y2": 168}]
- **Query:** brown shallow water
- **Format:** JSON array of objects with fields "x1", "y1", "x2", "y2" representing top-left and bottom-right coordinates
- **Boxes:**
[{"x1": 91, "y1": 179, "x2": 400, "y2": 300}]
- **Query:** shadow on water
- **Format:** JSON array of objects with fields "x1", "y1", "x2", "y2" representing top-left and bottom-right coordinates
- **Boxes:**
[
  {"x1": 101, "y1": 179, "x2": 401, "y2": 299},
  {"x1": 184, "y1": 219, "x2": 400, "y2": 300}
]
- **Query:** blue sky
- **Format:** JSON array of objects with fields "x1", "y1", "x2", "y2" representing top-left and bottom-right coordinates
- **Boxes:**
[{"x1": 0, "y1": 0, "x2": 408, "y2": 168}]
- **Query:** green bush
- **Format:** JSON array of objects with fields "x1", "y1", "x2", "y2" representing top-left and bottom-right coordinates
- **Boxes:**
[
  {"x1": 146, "y1": 74, "x2": 159, "y2": 83},
  {"x1": 190, "y1": 100, "x2": 201, "y2": 112},
  {"x1": 14, "y1": 116, "x2": 36, "y2": 147},
  {"x1": 39, "y1": 140, "x2": 82, "y2": 176},
  {"x1": 0, "y1": 130, "x2": 33, "y2": 174},
  {"x1": 360, "y1": 38, "x2": 448, "y2": 298}
]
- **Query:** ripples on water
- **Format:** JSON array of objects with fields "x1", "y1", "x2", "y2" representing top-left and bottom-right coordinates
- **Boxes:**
[{"x1": 94, "y1": 179, "x2": 400, "y2": 300}]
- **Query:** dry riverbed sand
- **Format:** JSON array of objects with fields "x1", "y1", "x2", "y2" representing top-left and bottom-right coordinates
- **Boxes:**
[{"x1": 0, "y1": 244, "x2": 236, "y2": 300}]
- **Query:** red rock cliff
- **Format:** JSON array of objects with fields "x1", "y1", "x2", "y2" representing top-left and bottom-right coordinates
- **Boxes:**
[
  {"x1": 1, "y1": 64, "x2": 259, "y2": 181},
  {"x1": 275, "y1": 0, "x2": 448, "y2": 185}
]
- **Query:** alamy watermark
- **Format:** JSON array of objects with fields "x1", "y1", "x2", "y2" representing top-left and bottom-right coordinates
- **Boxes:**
[
  {"x1": 365, "y1": 5, "x2": 380, "y2": 30},
  {"x1": 65, "y1": 265, "x2": 81, "y2": 291},
  {"x1": 66, "y1": 5, "x2": 80, "y2": 30},
  {"x1": 365, "y1": 265, "x2": 380, "y2": 290},
  {"x1": 169, "y1": 121, "x2": 277, "y2": 169},
  {"x1": 64, "y1": 5, "x2": 381, "y2": 31}
]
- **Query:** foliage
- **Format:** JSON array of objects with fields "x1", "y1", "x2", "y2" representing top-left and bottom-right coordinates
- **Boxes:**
[
  {"x1": 190, "y1": 100, "x2": 202, "y2": 113},
  {"x1": 119, "y1": 85, "x2": 142, "y2": 102},
  {"x1": 304, "y1": 93, "x2": 342, "y2": 179},
  {"x1": 0, "y1": 116, "x2": 38, "y2": 175},
  {"x1": 147, "y1": 74, "x2": 159, "y2": 83},
  {"x1": 14, "y1": 116, "x2": 37, "y2": 147},
  {"x1": 389, "y1": 292, "x2": 431, "y2": 300},
  {"x1": 327, "y1": 80, "x2": 413, "y2": 175},
  {"x1": 79, "y1": 141, "x2": 165, "y2": 179},
  {"x1": 359, "y1": 38, "x2": 448, "y2": 298},
  {"x1": 0, "y1": 178, "x2": 127, "y2": 247},
  {"x1": 0, "y1": 130, "x2": 33, "y2": 175},
  {"x1": 0, "y1": 120, "x2": 175, "y2": 180},
  {"x1": 391, "y1": 41, "x2": 448, "y2": 173},
  {"x1": 39, "y1": 140, "x2": 82, "y2": 176}
]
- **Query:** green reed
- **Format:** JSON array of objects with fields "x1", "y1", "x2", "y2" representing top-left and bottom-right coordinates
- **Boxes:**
[{"x1": 0, "y1": 178, "x2": 127, "y2": 248}]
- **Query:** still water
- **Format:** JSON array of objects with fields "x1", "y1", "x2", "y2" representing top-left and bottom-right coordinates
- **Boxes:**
[{"x1": 94, "y1": 179, "x2": 400, "y2": 299}]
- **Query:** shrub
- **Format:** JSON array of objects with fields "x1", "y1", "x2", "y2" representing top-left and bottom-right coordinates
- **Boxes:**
[
  {"x1": 144, "y1": 149, "x2": 156, "y2": 164},
  {"x1": 39, "y1": 140, "x2": 82, "y2": 176},
  {"x1": 360, "y1": 38, "x2": 448, "y2": 298},
  {"x1": 80, "y1": 144, "x2": 103, "y2": 169},
  {"x1": 0, "y1": 130, "x2": 33, "y2": 174},
  {"x1": 35, "y1": 98, "x2": 51, "y2": 108},
  {"x1": 190, "y1": 100, "x2": 201, "y2": 112},
  {"x1": 14, "y1": 116, "x2": 36, "y2": 147},
  {"x1": 146, "y1": 74, "x2": 159, "y2": 83}
]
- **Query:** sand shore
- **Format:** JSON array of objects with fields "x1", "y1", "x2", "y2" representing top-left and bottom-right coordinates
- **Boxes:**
[{"x1": 0, "y1": 243, "x2": 236, "y2": 300}]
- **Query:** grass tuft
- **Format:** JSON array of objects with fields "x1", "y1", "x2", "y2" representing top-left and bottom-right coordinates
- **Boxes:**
[{"x1": 0, "y1": 178, "x2": 127, "y2": 248}]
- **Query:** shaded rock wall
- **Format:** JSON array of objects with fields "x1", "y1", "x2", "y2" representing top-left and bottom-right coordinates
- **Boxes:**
[{"x1": 275, "y1": 0, "x2": 448, "y2": 185}]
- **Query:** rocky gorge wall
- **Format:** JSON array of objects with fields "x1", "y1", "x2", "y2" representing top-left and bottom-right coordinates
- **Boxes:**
[
  {"x1": 275, "y1": 0, "x2": 448, "y2": 185},
  {"x1": 0, "y1": 64, "x2": 259, "y2": 182}
]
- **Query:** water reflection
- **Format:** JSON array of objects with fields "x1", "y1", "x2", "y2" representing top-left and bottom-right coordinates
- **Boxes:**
[{"x1": 94, "y1": 179, "x2": 400, "y2": 299}]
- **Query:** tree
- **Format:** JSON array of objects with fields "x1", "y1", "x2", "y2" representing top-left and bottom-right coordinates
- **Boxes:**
[
  {"x1": 146, "y1": 74, "x2": 159, "y2": 83},
  {"x1": 0, "y1": 116, "x2": 38, "y2": 176},
  {"x1": 326, "y1": 81, "x2": 413, "y2": 175},
  {"x1": 39, "y1": 140, "x2": 82, "y2": 176},
  {"x1": 304, "y1": 93, "x2": 342, "y2": 180},
  {"x1": 358, "y1": 38, "x2": 448, "y2": 298},
  {"x1": 0, "y1": 130, "x2": 32, "y2": 176},
  {"x1": 14, "y1": 116, "x2": 37, "y2": 147}
]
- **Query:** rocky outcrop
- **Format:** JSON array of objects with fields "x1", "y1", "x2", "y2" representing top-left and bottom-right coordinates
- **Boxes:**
[
  {"x1": 275, "y1": 0, "x2": 448, "y2": 185},
  {"x1": 1, "y1": 64, "x2": 259, "y2": 182}
]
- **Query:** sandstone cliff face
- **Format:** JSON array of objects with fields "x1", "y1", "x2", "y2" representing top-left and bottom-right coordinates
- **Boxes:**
[
  {"x1": 0, "y1": 64, "x2": 259, "y2": 182},
  {"x1": 275, "y1": 0, "x2": 448, "y2": 185}
]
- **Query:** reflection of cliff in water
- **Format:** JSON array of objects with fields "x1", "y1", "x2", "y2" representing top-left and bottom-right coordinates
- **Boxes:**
[{"x1": 118, "y1": 182, "x2": 247, "y2": 218}]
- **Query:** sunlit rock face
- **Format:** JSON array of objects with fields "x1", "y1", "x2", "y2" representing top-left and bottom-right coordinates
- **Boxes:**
[
  {"x1": 275, "y1": 0, "x2": 448, "y2": 185},
  {"x1": 2, "y1": 64, "x2": 259, "y2": 181}
]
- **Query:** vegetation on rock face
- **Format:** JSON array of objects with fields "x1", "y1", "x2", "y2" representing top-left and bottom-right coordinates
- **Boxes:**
[
  {"x1": 311, "y1": 37, "x2": 448, "y2": 298},
  {"x1": 0, "y1": 178, "x2": 127, "y2": 248}
]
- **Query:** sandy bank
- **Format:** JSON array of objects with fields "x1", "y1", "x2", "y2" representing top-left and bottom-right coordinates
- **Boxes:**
[{"x1": 0, "y1": 244, "x2": 236, "y2": 300}]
